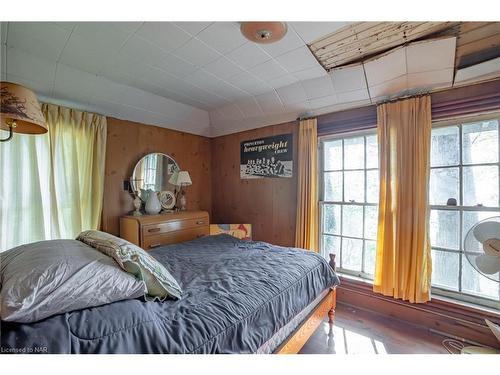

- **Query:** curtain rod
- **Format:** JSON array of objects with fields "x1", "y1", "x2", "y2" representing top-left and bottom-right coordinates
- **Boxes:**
[{"x1": 375, "y1": 89, "x2": 432, "y2": 106}]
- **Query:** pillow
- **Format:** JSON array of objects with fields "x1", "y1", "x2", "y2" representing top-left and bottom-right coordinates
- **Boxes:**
[
  {"x1": 0, "y1": 240, "x2": 145, "y2": 323},
  {"x1": 76, "y1": 230, "x2": 182, "y2": 300}
]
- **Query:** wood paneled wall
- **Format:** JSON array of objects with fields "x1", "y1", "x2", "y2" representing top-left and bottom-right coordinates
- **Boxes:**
[
  {"x1": 211, "y1": 121, "x2": 299, "y2": 247},
  {"x1": 102, "y1": 117, "x2": 212, "y2": 236}
]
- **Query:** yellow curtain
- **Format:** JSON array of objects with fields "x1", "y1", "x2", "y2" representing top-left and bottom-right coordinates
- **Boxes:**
[
  {"x1": 42, "y1": 103, "x2": 107, "y2": 239},
  {"x1": 295, "y1": 118, "x2": 318, "y2": 252},
  {"x1": 374, "y1": 96, "x2": 432, "y2": 303}
]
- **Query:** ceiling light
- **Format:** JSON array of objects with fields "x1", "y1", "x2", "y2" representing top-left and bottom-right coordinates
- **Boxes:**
[{"x1": 240, "y1": 22, "x2": 288, "y2": 44}]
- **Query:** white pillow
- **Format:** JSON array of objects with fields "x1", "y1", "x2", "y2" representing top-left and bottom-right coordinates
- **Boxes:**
[{"x1": 0, "y1": 239, "x2": 145, "y2": 323}]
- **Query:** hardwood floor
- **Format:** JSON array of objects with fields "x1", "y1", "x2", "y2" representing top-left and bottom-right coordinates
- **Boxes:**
[{"x1": 299, "y1": 303, "x2": 449, "y2": 354}]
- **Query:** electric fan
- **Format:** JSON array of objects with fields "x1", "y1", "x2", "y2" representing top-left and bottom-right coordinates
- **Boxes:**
[{"x1": 461, "y1": 216, "x2": 500, "y2": 354}]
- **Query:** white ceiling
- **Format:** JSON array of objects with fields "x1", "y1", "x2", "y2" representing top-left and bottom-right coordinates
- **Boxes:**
[{"x1": 1, "y1": 22, "x2": 498, "y2": 137}]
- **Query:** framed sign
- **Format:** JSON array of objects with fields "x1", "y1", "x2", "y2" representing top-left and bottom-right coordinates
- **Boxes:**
[{"x1": 240, "y1": 133, "x2": 293, "y2": 179}]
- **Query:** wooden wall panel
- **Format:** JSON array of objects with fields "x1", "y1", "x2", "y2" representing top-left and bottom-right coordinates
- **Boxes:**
[
  {"x1": 102, "y1": 118, "x2": 212, "y2": 236},
  {"x1": 211, "y1": 121, "x2": 298, "y2": 247}
]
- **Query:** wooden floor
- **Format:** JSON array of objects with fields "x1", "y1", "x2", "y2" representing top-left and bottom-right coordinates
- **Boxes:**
[{"x1": 299, "y1": 303, "x2": 448, "y2": 354}]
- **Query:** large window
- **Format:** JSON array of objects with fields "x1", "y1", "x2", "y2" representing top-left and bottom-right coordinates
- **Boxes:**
[
  {"x1": 429, "y1": 118, "x2": 500, "y2": 306},
  {"x1": 319, "y1": 132, "x2": 379, "y2": 279}
]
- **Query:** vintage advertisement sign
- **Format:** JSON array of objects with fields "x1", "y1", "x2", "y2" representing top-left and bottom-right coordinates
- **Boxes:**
[{"x1": 240, "y1": 134, "x2": 293, "y2": 179}]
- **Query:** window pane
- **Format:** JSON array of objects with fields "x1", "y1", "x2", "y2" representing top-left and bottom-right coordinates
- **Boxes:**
[
  {"x1": 431, "y1": 249, "x2": 459, "y2": 290},
  {"x1": 324, "y1": 140, "x2": 342, "y2": 170},
  {"x1": 323, "y1": 204, "x2": 341, "y2": 235},
  {"x1": 344, "y1": 171, "x2": 364, "y2": 202},
  {"x1": 364, "y1": 205, "x2": 378, "y2": 240},
  {"x1": 430, "y1": 209, "x2": 460, "y2": 250},
  {"x1": 342, "y1": 237, "x2": 363, "y2": 271},
  {"x1": 324, "y1": 171, "x2": 342, "y2": 201},
  {"x1": 463, "y1": 166, "x2": 499, "y2": 207},
  {"x1": 322, "y1": 235, "x2": 341, "y2": 260},
  {"x1": 344, "y1": 137, "x2": 364, "y2": 169},
  {"x1": 364, "y1": 240, "x2": 376, "y2": 276},
  {"x1": 431, "y1": 126, "x2": 459, "y2": 167},
  {"x1": 342, "y1": 205, "x2": 363, "y2": 238},
  {"x1": 429, "y1": 167, "x2": 459, "y2": 205},
  {"x1": 366, "y1": 135, "x2": 378, "y2": 169},
  {"x1": 366, "y1": 170, "x2": 379, "y2": 203},
  {"x1": 462, "y1": 257, "x2": 499, "y2": 300},
  {"x1": 462, "y1": 120, "x2": 499, "y2": 165}
]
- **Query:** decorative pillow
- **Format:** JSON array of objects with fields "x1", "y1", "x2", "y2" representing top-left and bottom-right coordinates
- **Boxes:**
[
  {"x1": 0, "y1": 240, "x2": 145, "y2": 323},
  {"x1": 76, "y1": 230, "x2": 182, "y2": 300}
]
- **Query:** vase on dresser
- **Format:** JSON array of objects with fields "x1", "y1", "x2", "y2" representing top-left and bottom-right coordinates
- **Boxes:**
[{"x1": 144, "y1": 190, "x2": 161, "y2": 215}]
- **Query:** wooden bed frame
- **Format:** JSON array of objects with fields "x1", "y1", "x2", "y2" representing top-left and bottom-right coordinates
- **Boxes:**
[{"x1": 274, "y1": 254, "x2": 337, "y2": 354}]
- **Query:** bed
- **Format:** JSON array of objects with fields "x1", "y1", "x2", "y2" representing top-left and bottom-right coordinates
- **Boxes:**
[{"x1": 0, "y1": 234, "x2": 339, "y2": 354}]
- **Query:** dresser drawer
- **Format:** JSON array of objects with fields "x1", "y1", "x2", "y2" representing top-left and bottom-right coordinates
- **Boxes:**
[
  {"x1": 143, "y1": 227, "x2": 209, "y2": 250},
  {"x1": 142, "y1": 215, "x2": 209, "y2": 238}
]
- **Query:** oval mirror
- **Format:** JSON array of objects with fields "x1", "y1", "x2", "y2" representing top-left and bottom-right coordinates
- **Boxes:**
[{"x1": 131, "y1": 153, "x2": 180, "y2": 195}]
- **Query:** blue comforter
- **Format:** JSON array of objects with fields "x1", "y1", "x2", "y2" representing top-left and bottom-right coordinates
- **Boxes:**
[{"x1": 0, "y1": 234, "x2": 339, "y2": 354}]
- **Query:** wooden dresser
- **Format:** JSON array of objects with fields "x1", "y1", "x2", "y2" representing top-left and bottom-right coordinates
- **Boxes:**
[{"x1": 120, "y1": 211, "x2": 209, "y2": 250}]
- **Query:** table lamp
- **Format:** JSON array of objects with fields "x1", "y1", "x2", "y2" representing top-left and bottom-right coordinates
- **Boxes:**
[{"x1": 170, "y1": 170, "x2": 192, "y2": 211}]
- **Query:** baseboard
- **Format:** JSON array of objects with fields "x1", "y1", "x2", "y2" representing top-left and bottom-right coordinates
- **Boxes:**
[{"x1": 337, "y1": 276, "x2": 500, "y2": 349}]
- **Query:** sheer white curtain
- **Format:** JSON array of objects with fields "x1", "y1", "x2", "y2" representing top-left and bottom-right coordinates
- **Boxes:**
[{"x1": 0, "y1": 103, "x2": 107, "y2": 252}]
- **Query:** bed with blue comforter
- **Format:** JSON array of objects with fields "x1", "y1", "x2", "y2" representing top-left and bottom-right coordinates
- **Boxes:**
[{"x1": 0, "y1": 234, "x2": 339, "y2": 354}]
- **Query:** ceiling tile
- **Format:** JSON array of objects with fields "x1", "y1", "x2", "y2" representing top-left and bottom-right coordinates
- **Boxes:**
[
  {"x1": 302, "y1": 75, "x2": 335, "y2": 100},
  {"x1": 7, "y1": 22, "x2": 71, "y2": 62},
  {"x1": 248, "y1": 59, "x2": 289, "y2": 81},
  {"x1": 256, "y1": 90, "x2": 285, "y2": 115},
  {"x1": 336, "y1": 88, "x2": 370, "y2": 103},
  {"x1": 259, "y1": 27, "x2": 304, "y2": 57},
  {"x1": 364, "y1": 46, "x2": 406, "y2": 87},
  {"x1": 6, "y1": 47, "x2": 56, "y2": 91},
  {"x1": 196, "y1": 22, "x2": 247, "y2": 54},
  {"x1": 203, "y1": 56, "x2": 243, "y2": 80},
  {"x1": 276, "y1": 82, "x2": 307, "y2": 105},
  {"x1": 293, "y1": 65, "x2": 327, "y2": 81},
  {"x1": 406, "y1": 37, "x2": 456, "y2": 73},
  {"x1": 226, "y1": 42, "x2": 272, "y2": 70},
  {"x1": 368, "y1": 75, "x2": 408, "y2": 99},
  {"x1": 308, "y1": 94, "x2": 339, "y2": 110},
  {"x1": 72, "y1": 22, "x2": 133, "y2": 48},
  {"x1": 268, "y1": 74, "x2": 299, "y2": 89},
  {"x1": 331, "y1": 64, "x2": 367, "y2": 92},
  {"x1": 174, "y1": 38, "x2": 221, "y2": 68},
  {"x1": 116, "y1": 35, "x2": 170, "y2": 67},
  {"x1": 53, "y1": 63, "x2": 98, "y2": 105},
  {"x1": 290, "y1": 22, "x2": 350, "y2": 43},
  {"x1": 91, "y1": 77, "x2": 126, "y2": 103},
  {"x1": 226, "y1": 71, "x2": 271, "y2": 96},
  {"x1": 235, "y1": 96, "x2": 264, "y2": 118},
  {"x1": 52, "y1": 22, "x2": 76, "y2": 31},
  {"x1": 454, "y1": 58, "x2": 500, "y2": 85},
  {"x1": 407, "y1": 68, "x2": 454, "y2": 88},
  {"x1": 275, "y1": 46, "x2": 319, "y2": 73},
  {"x1": 154, "y1": 52, "x2": 197, "y2": 78},
  {"x1": 173, "y1": 22, "x2": 212, "y2": 36},
  {"x1": 282, "y1": 100, "x2": 311, "y2": 114},
  {"x1": 218, "y1": 103, "x2": 244, "y2": 120},
  {"x1": 136, "y1": 22, "x2": 192, "y2": 52}
]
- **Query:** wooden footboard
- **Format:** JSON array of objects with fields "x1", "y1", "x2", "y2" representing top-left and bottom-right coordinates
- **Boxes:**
[{"x1": 274, "y1": 287, "x2": 337, "y2": 354}]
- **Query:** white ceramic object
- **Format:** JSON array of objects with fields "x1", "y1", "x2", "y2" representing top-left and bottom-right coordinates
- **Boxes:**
[
  {"x1": 159, "y1": 190, "x2": 176, "y2": 210},
  {"x1": 145, "y1": 190, "x2": 161, "y2": 215},
  {"x1": 133, "y1": 196, "x2": 142, "y2": 216}
]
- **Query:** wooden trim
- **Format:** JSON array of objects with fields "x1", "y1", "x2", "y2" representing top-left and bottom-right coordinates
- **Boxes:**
[
  {"x1": 337, "y1": 277, "x2": 500, "y2": 349},
  {"x1": 275, "y1": 288, "x2": 337, "y2": 354}
]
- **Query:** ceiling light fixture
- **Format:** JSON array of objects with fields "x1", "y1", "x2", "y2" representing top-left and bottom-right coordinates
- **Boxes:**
[{"x1": 240, "y1": 22, "x2": 288, "y2": 44}]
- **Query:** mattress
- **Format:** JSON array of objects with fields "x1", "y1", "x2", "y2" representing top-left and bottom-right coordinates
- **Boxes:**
[{"x1": 0, "y1": 234, "x2": 339, "y2": 354}]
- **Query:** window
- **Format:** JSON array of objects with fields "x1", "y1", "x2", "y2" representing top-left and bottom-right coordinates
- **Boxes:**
[
  {"x1": 319, "y1": 132, "x2": 379, "y2": 279},
  {"x1": 429, "y1": 118, "x2": 500, "y2": 307}
]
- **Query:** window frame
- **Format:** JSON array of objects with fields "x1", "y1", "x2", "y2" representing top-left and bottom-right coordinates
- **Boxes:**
[
  {"x1": 429, "y1": 118, "x2": 500, "y2": 309},
  {"x1": 318, "y1": 129, "x2": 378, "y2": 280}
]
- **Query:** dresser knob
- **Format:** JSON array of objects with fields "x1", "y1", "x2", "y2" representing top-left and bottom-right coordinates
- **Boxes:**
[
  {"x1": 149, "y1": 243, "x2": 161, "y2": 248},
  {"x1": 196, "y1": 221, "x2": 205, "y2": 225},
  {"x1": 148, "y1": 228, "x2": 161, "y2": 233}
]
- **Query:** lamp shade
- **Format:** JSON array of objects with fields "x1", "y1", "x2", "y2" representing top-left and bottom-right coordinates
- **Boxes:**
[
  {"x1": 176, "y1": 171, "x2": 192, "y2": 186},
  {"x1": 1, "y1": 82, "x2": 47, "y2": 134}
]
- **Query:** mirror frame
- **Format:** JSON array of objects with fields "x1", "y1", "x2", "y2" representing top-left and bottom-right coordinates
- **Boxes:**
[{"x1": 130, "y1": 152, "x2": 180, "y2": 195}]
